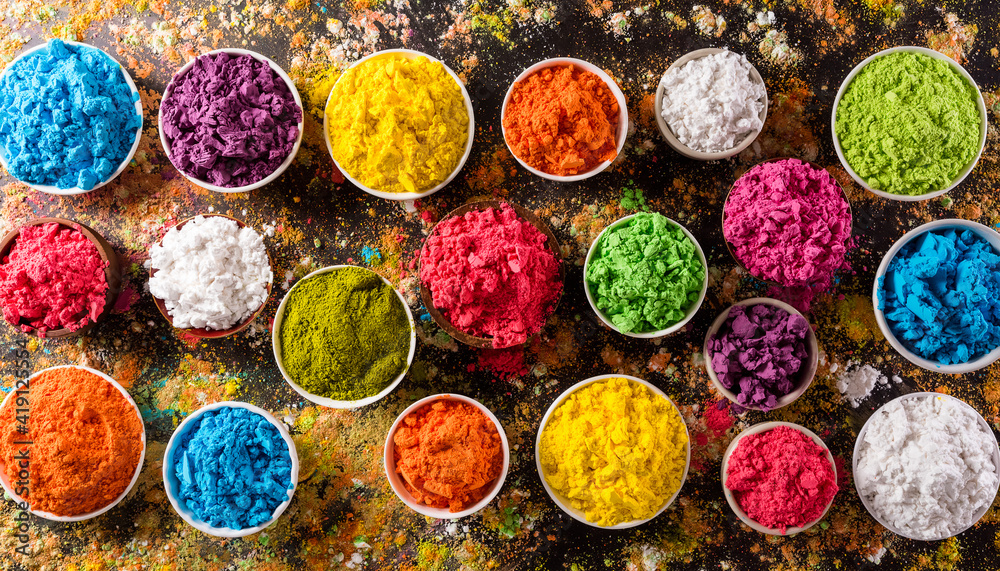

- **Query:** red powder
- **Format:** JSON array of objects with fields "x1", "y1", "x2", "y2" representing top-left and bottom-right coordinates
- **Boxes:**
[
  {"x1": 420, "y1": 203, "x2": 563, "y2": 348},
  {"x1": 0, "y1": 223, "x2": 108, "y2": 335},
  {"x1": 725, "y1": 425, "x2": 838, "y2": 533},
  {"x1": 475, "y1": 347, "x2": 528, "y2": 380},
  {"x1": 703, "y1": 400, "x2": 734, "y2": 437}
]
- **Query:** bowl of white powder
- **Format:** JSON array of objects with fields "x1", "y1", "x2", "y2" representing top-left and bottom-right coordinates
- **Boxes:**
[
  {"x1": 655, "y1": 48, "x2": 768, "y2": 160},
  {"x1": 853, "y1": 392, "x2": 1000, "y2": 541},
  {"x1": 148, "y1": 214, "x2": 273, "y2": 338}
]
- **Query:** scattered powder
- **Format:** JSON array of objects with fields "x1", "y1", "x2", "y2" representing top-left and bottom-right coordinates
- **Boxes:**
[
  {"x1": 474, "y1": 347, "x2": 528, "y2": 380},
  {"x1": 835, "y1": 362, "x2": 898, "y2": 408}
]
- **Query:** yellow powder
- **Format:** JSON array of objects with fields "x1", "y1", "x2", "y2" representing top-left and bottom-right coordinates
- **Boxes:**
[
  {"x1": 539, "y1": 377, "x2": 689, "y2": 526},
  {"x1": 325, "y1": 54, "x2": 470, "y2": 193}
]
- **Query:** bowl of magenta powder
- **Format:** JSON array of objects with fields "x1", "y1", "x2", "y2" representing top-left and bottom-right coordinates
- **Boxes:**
[
  {"x1": 0, "y1": 218, "x2": 121, "y2": 338},
  {"x1": 704, "y1": 298, "x2": 818, "y2": 412},
  {"x1": 163, "y1": 401, "x2": 298, "y2": 537},
  {"x1": 159, "y1": 49, "x2": 304, "y2": 192},
  {"x1": 419, "y1": 200, "x2": 564, "y2": 349},
  {"x1": 722, "y1": 422, "x2": 838, "y2": 535}
]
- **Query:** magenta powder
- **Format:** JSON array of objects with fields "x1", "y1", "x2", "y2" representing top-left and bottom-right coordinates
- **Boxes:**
[
  {"x1": 724, "y1": 159, "x2": 851, "y2": 290},
  {"x1": 161, "y1": 52, "x2": 302, "y2": 188},
  {"x1": 420, "y1": 203, "x2": 563, "y2": 348}
]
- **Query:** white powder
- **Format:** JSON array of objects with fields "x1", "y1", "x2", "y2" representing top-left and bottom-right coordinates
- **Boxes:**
[
  {"x1": 148, "y1": 216, "x2": 272, "y2": 330},
  {"x1": 836, "y1": 362, "x2": 899, "y2": 407},
  {"x1": 856, "y1": 395, "x2": 998, "y2": 540},
  {"x1": 659, "y1": 49, "x2": 765, "y2": 153}
]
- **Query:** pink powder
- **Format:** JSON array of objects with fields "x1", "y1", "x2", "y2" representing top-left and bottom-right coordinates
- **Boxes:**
[
  {"x1": 474, "y1": 347, "x2": 529, "y2": 380},
  {"x1": 725, "y1": 425, "x2": 838, "y2": 533},
  {"x1": 0, "y1": 223, "x2": 109, "y2": 336},
  {"x1": 724, "y1": 158, "x2": 851, "y2": 290},
  {"x1": 420, "y1": 203, "x2": 562, "y2": 348}
]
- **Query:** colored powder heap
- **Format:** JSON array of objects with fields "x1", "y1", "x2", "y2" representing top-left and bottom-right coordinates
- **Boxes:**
[
  {"x1": 279, "y1": 267, "x2": 410, "y2": 400},
  {"x1": 707, "y1": 303, "x2": 810, "y2": 411},
  {"x1": 724, "y1": 158, "x2": 851, "y2": 289},
  {"x1": 586, "y1": 212, "x2": 705, "y2": 333},
  {"x1": 539, "y1": 377, "x2": 688, "y2": 526},
  {"x1": 393, "y1": 400, "x2": 504, "y2": 512},
  {"x1": 326, "y1": 54, "x2": 469, "y2": 193},
  {"x1": 878, "y1": 227, "x2": 1000, "y2": 364},
  {"x1": 0, "y1": 367, "x2": 144, "y2": 516},
  {"x1": 835, "y1": 362, "x2": 899, "y2": 408},
  {"x1": 148, "y1": 216, "x2": 272, "y2": 330},
  {"x1": 0, "y1": 222, "x2": 109, "y2": 335},
  {"x1": 856, "y1": 394, "x2": 998, "y2": 540},
  {"x1": 420, "y1": 203, "x2": 563, "y2": 348},
  {"x1": 0, "y1": 39, "x2": 141, "y2": 190},
  {"x1": 836, "y1": 51, "x2": 980, "y2": 196},
  {"x1": 161, "y1": 52, "x2": 302, "y2": 188},
  {"x1": 725, "y1": 426, "x2": 838, "y2": 534},
  {"x1": 173, "y1": 406, "x2": 293, "y2": 529},
  {"x1": 503, "y1": 63, "x2": 619, "y2": 176}
]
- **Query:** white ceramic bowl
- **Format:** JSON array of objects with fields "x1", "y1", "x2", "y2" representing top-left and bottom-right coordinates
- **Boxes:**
[
  {"x1": 162, "y1": 401, "x2": 298, "y2": 537},
  {"x1": 384, "y1": 394, "x2": 510, "y2": 519},
  {"x1": 655, "y1": 48, "x2": 768, "y2": 160},
  {"x1": 721, "y1": 421, "x2": 836, "y2": 535},
  {"x1": 872, "y1": 218, "x2": 1000, "y2": 373},
  {"x1": 0, "y1": 365, "x2": 146, "y2": 521},
  {"x1": 501, "y1": 57, "x2": 629, "y2": 181},
  {"x1": 272, "y1": 265, "x2": 416, "y2": 409},
  {"x1": 584, "y1": 213, "x2": 708, "y2": 338},
  {"x1": 853, "y1": 392, "x2": 1000, "y2": 541},
  {"x1": 832, "y1": 46, "x2": 987, "y2": 202},
  {"x1": 0, "y1": 41, "x2": 143, "y2": 195},
  {"x1": 704, "y1": 297, "x2": 819, "y2": 411},
  {"x1": 323, "y1": 49, "x2": 475, "y2": 201},
  {"x1": 159, "y1": 49, "x2": 304, "y2": 193},
  {"x1": 535, "y1": 374, "x2": 691, "y2": 529}
]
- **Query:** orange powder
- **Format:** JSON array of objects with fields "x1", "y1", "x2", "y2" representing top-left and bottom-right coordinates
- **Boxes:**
[
  {"x1": 393, "y1": 400, "x2": 503, "y2": 512},
  {"x1": 0, "y1": 367, "x2": 144, "y2": 516},
  {"x1": 503, "y1": 64, "x2": 620, "y2": 176}
]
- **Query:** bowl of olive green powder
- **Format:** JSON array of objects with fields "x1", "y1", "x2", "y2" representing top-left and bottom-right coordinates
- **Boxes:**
[
  {"x1": 832, "y1": 47, "x2": 987, "y2": 201},
  {"x1": 272, "y1": 265, "x2": 416, "y2": 408}
]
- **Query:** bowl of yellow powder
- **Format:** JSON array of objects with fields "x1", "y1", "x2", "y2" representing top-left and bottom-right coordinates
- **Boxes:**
[
  {"x1": 832, "y1": 47, "x2": 987, "y2": 201},
  {"x1": 324, "y1": 49, "x2": 474, "y2": 201},
  {"x1": 535, "y1": 374, "x2": 690, "y2": 528},
  {"x1": 272, "y1": 265, "x2": 416, "y2": 409}
]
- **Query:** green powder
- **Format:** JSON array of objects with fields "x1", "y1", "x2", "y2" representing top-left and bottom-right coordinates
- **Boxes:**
[
  {"x1": 835, "y1": 51, "x2": 981, "y2": 196},
  {"x1": 585, "y1": 212, "x2": 705, "y2": 333},
  {"x1": 278, "y1": 267, "x2": 411, "y2": 400}
]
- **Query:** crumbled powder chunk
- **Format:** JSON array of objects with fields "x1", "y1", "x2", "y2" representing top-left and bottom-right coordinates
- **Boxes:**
[{"x1": 835, "y1": 362, "x2": 899, "y2": 408}]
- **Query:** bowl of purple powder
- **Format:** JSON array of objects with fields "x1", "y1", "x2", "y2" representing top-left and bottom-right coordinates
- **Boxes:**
[
  {"x1": 704, "y1": 297, "x2": 818, "y2": 411},
  {"x1": 159, "y1": 49, "x2": 304, "y2": 193}
]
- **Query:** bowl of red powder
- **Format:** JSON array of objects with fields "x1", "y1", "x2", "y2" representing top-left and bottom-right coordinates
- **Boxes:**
[
  {"x1": 0, "y1": 365, "x2": 146, "y2": 521},
  {"x1": 721, "y1": 422, "x2": 838, "y2": 535},
  {"x1": 384, "y1": 394, "x2": 509, "y2": 519},
  {"x1": 502, "y1": 58, "x2": 628, "y2": 181},
  {"x1": 0, "y1": 218, "x2": 121, "y2": 338},
  {"x1": 158, "y1": 49, "x2": 304, "y2": 193},
  {"x1": 419, "y1": 200, "x2": 565, "y2": 349}
]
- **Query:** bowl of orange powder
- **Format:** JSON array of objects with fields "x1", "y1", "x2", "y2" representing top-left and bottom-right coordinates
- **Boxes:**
[
  {"x1": 0, "y1": 365, "x2": 145, "y2": 521},
  {"x1": 502, "y1": 58, "x2": 628, "y2": 181},
  {"x1": 384, "y1": 394, "x2": 509, "y2": 518}
]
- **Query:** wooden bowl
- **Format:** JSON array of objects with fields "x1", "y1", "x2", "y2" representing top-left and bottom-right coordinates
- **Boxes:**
[
  {"x1": 0, "y1": 218, "x2": 121, "y2": 338},
  {"x1": 149, "y1": 214, "x2": 273, "y2": 339}
]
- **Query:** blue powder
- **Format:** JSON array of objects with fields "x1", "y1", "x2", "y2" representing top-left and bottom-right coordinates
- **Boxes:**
[
  {"x1": 172, "y1": 406, "x2": 293, "y2": 530},
  {"x1": 0, "y1": 39, "x2": 142, "y2": 190},
  {"x1": 362, "y1": 245, "x2": 382, "y2": 265},
  {"x1": 878, "y1": 227, "x2": 1000, "y2": 364}
]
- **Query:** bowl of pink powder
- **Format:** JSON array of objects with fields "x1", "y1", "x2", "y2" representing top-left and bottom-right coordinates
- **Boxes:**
[
  {"x1": 722, "y1": 422, "x2": 838, "y2": 535},
  {"x1": 419, "y1": 200, "x2": 564, "y2": 349},
  {"x1": 0, "y1": 218, "x2": 121, "y2": 338}
]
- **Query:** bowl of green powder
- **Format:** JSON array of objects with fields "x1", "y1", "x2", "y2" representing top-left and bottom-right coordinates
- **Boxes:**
[
  {"x1": 272, "y1": 265, "x2": 416, "y2": 408},
  {"x1": 832, "y1": 47, "x2": 987, "y2": 201},
  {"x1": 584, "y1": 212, "x2": 708, "y2": 337}
]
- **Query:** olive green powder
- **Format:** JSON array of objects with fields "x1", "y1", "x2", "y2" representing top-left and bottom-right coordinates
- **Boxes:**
[{"x1": 279, "y1": 267, "x2": 411, "y2": 400}]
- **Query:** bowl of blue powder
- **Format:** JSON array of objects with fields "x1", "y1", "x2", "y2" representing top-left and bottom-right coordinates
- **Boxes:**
[
  {"x1": 874, "y1": 219, "x2": 1000, "y2": 373},
  {"x1": 0, "y1": 39, "x2": 143, "y2": 195},
  {"x1": 163, "y1": 401, "x2": 298, "y2": 537}
]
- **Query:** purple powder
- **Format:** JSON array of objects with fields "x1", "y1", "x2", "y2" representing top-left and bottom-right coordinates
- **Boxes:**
[
  {"x1": 707, "y1": 303, "x2": 810, "y2": 410},
  {"x1": 161, "y1": 52, "x2": 302, "y2": 188}
]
